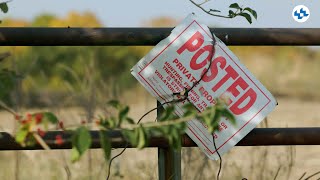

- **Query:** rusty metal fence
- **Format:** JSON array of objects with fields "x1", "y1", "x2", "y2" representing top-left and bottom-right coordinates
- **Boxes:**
[{"x1": 0, "y1": 28, "x2": 320, "y2": 180}]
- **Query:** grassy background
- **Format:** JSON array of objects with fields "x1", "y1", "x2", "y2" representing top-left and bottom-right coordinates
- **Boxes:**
[
  {"x1": 0, "y1": 97, "x2": 320, "y2": 179},
  {"x1": 1, "y1": 12, "x2": 320, "y2": 180}
]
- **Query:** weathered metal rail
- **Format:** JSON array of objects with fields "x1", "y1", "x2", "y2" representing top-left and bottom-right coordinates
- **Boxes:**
[
  {"x1": 0, "y1": 28, "x2": 319, "y2": 46},
  {"x1": 1, "y1": 128, "x2": 320, "y2": 150}
]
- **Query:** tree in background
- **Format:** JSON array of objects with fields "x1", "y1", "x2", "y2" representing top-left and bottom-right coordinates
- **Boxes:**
[{"x1": 5, "y1": 2, "x2": 315, "y2": 180}]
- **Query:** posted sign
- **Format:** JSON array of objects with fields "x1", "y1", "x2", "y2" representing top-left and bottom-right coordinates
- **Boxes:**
[{"x1": 131, "y1": 14, "x2": 277, "y2": 160}]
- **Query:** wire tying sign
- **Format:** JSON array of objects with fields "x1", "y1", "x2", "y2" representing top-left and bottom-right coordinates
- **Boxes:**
[{"x1": 131, "y1": 14, "x2": 277, "y2": 160}]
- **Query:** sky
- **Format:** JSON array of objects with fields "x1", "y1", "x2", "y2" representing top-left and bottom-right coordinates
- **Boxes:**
[{"x1": 4, "y1": 0, "x2": 319, "y2": 27}]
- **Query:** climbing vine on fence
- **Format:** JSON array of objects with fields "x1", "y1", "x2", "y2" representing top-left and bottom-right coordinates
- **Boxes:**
[{"x1": 12, "y1": 99, "x2": 235, "y2": 162}]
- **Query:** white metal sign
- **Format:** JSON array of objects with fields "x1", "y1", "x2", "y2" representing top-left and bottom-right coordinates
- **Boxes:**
[{"x1": 131, "y1": 14, "x2": 277, "y2": 160}]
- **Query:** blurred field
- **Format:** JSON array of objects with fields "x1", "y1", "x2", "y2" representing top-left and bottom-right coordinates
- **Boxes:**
[
  {"x1": 1, "y1": 12, "x2": 320, "y2": 180},
  {"x1": 0, "y1": 97, "x2": 320, "y2": 180}
]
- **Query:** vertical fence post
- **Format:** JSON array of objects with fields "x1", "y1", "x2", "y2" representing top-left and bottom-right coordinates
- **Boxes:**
[{"x1": 157, "y1": 101, "x2": 181, "y2": 180}]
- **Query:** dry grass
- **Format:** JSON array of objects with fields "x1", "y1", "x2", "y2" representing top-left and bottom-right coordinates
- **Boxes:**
[
  {"x1": 0, "y1": 97, "x2": 320, "y2": 179},
  {"x1": 3, "y1": 46, "x2": 320, "y2": 179}
]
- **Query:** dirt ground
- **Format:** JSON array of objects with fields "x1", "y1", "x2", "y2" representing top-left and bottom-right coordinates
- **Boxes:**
[{"x1": 0, "y1": 97, "x2": 320, "y2": 180}]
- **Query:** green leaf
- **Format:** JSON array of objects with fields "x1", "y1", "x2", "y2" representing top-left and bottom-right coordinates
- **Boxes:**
[
  {"x1": 182, "y1": 103, "x2": 198, "y2": 117},
  {"x1": 125, "y1": 117, "x2": 135, "y2": 124},
  {"x1": 221, "y1": 109, "x2": 236, "y2": 125},
  {"x1": 160, "y1": 125, "x2": 170, "y2": 135},
  {"x1": 150, "y1": 127, "x2": 164, "y2": 137},
  {"x1": 25, "y1": 134, "x2": 37, "y2": 146},
  {"x1": 202, "y1": 110, "x2": 220, "y2": 133},
  {"x1": 43, "y1": 112, "x2": 59, "y2": 124},
  {"x1": 15, "y1": 129, "x2": 28, "y2": 144},
  {"x1": 99, "y1": 130, "x2": 111, "y2": 160},
  {"x1": 0, "y1": 3, "x2": 8, "y2": 13},
  {"x1": 71, "y1": 147, "x2": 80, "y2": 162},
  {"x1": 99, "y1": 117, "x2": 117, "y2": 129},
  {"x1": 136, "y1": 126, "x2": 147, "y2": 149},
  {"x1": 107, "y1": 117, "x2": 117, "y2": 128},
  {"x1": 244, "y1": 7, "x2": 257, "y2": 19},
  {"x1": 202, "y1": 116, "x2": 211, "y2": 127},
  {"x1": 239, "y1": 12, "x2": 252, "y2": 24},
  {"x1": 208, "y1": 120, "x2": 219, "y2": 133},
  {"x1": 123, "y1": 129, "x2": 138, "y2": 146},
  {"x1": 182, "y1": 110, "x2": 193, "y2": 118},
  {"x1": 107, "y1": 100, "x2": 121, "y2": 109},
  {"x1": 229, "y1": 3, "x2": 241, "y2": 10},
  {"x1": 71, "y1": 126, "x2": 92, "y2": 162},
  {"x1": 170, "y1": 126, "x2": 182, "y2": 149},
  {"x1": 118, "y1": 106, "x2": 129, "y2": 126},
  {"x1": 228, "y1": 10, "x2": 236, "y2": 18},
  {"x1": 174, "y1": 121, "x2": 187, "y2": 131},
  {"x1": 198, "y1": 107, "x2": 216, "y2": 130},
  {"x1": 159, "y1": 106, "x2": 175, "y2": 121},
  {"x1": 182, "y1": 102, "x2": 195, "y2": 110}
]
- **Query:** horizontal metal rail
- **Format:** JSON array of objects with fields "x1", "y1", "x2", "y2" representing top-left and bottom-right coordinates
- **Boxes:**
[
  {"x1": 1, "y1": 128, "x2": 320, "y2": 150},
  {"x1": 0, "y1": 28, "x2": 319, "y2": 46}
]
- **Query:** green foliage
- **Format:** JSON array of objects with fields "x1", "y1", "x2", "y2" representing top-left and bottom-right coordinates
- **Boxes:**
[
  {"x1": 15, "y1": 127, "x2": 29, "y2": 145},
  {"x1": 18, "y1": 46, "x2": 142, "y2": 107},
  {"x1": 42, "y1": 112, "x2": 59, "y2": 124},
  {"x1": 108, "y1": 101, "x2": 184, "y2": 150},
  {"x1": 197, "y1": 101, "x2": 236, "y2": 133},
  {"x1": 99, "y1": 130, "x2": 111, "y2": 160},
  {"x1": 0, "y1": 1, "x2": 9, "y2": 23},
  {"x1": 98, "y1": 100, "x2": 133, "y2": 130},
  {"x1": 118, "y1": 106, "x2": 129, "y2": 126},
  {"x1": 107, "y1": 100, "x2": 121, "y2": 109},
  {"x1": 244, "y1": 7, "x2": 257, "y2": 19},
  {"x1": 0, "y1": 53, "x2": 17, "y2": 106},
  {"x1": 182, "y1": 103, "x2": 199, "y2": 117},
  {"x1": 123, "y1": 126, "x2": 151, "y2": 149},
  {"x1": 229, "y1": 3, "x2": 241, "y2": 10},
  {"x1": 14, "y1": 112, "x2": 60, "y2": 146},
  {"x1": 158, "y1": 106, "x2": 178, "y2": 122},
  {"x1": 190, "y1": 1, "x2": 257, "y2": 24},
  {"x1": 238, "y1": 13, "x2": 252, "y2": 24},
  {"x1": 228, "y1": 3, "x2": 257, "y2": 24},
  {"x1": 136, "y1": 125, "x2": 147, "y2": 149},
  {"x1": 71, "y1": 126, "x2": 92, "y2": 162},
  {"x1": 98, "y1": 116, "x2": 117, "y2": 129},
  {"x1": 0, "y1": 2, "x2": 8, "y2": 13},
  {"x1": 0, "y1": 68, "x2": 17, "y2": 105},
  {"x1": 228, "y1": 10, "x2": 235, "y2": 18},
  {"x1": 39, "y1": 112, "x2": 59, "y2": 129},
  {"x1": 107, "y1": 100, "x2": 234, "y2": 153}
]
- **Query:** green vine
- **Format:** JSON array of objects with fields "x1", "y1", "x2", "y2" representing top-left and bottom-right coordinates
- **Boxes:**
[
  {"x1": 189, "y1": 1, "x2": 257, "y2": 24},
  {"x1": 12, "y1": 99, "x2": 235, "y2": 162}
]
